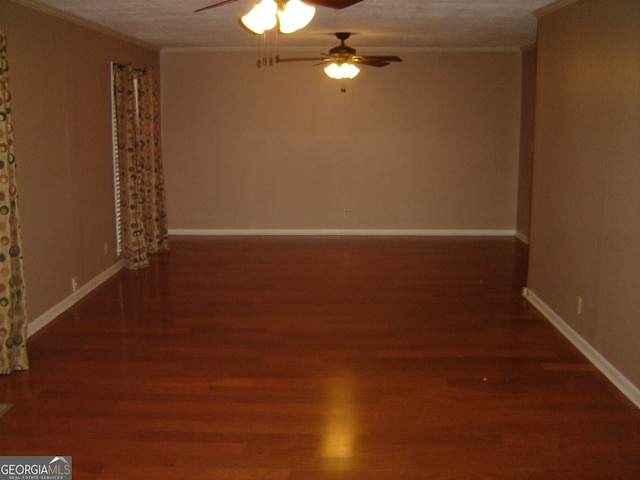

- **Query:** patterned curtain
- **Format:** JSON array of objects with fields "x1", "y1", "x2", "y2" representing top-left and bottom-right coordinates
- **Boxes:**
[
  {"x1": 112, "y1": 63, "x2": 168, "y2": 269},
  {"x1": 0, "y1": 31, "x2": 29, "y2": 374}
]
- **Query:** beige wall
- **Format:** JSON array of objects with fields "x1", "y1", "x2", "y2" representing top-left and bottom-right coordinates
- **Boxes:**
[
  {"x1": 1, "y1": 1, "x2": 160, "y2": 321},
  {"x1": 161, "y1": 49, "x2": 522, "y2": 232},
  {"x1": 528, "y1": 0, "x2": 640, "y2": 391},
  {"x1": 516, "y1": 47, "x2": 536, "y2": 241}
]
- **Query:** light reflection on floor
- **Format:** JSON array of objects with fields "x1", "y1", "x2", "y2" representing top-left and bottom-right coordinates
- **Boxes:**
[{"x1": 321, "y1": 377, "x2": 356, "y2": 469}]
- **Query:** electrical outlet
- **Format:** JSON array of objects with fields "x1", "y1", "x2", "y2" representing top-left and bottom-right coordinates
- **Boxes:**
[
  {"x1": 343, "y1": 208, "x2": 350, "y2": 218},
  {"x1": 72, "y1": 276, "x2": 79, "y2": 293}
]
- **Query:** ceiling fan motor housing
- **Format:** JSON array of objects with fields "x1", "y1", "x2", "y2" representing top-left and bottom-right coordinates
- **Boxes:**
[{"x1": 329, "y1": 32, "x2": 356, "y2": 62}]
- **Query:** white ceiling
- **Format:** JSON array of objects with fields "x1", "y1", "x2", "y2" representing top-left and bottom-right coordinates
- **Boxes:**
[{"x1": 21, "y1": 0, "x2": 554, "y2": 50}]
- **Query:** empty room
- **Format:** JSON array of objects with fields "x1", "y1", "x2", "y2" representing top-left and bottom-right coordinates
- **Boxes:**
[{"x1": 0, "y1": 0, "x2": 639, "y2": 478}]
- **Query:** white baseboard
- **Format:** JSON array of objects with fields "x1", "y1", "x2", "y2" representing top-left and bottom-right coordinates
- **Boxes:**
[
  {"x1": 514, "y1": 231, "x2": 529, "y2": 244},
  {"x1": 27, "y1": 260, "x2": 125, "y2": 338},
  {"x1": 169, "y1": 228, "x2": 517, "y2": 237},
  {"x1": 523, "y1": 288, "x2": 640, "y2": 409}
]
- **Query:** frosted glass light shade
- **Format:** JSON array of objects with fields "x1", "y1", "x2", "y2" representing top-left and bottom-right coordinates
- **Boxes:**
[
  {"x1": 241, "y1": 0, "x2": 278, "y2": 34},
  {"x1": 324, "y1": 62, "x2": 360, "y2": 79},
  {"x1": 277, "y1": 0, "x2": 316, "y2": 34}
]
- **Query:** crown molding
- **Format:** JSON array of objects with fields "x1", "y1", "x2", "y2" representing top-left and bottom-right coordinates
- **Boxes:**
[
  {"x1": 161, "y1": 45, "x2": 522, "y2": 54},
  {"x1": 9, "y1": 0, "x2": 160, "y2": 51},
  {"x1": 533, "y1": 0, "x2": 580, "y2": 18}
]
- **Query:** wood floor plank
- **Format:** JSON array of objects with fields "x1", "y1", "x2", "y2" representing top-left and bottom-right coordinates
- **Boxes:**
[{"x1": 1, "y1": 236, "x2": 639, "y2": 479}]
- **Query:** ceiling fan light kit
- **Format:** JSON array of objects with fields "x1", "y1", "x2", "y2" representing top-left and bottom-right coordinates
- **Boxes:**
[
  {"x1": 240, "y1": 0, "x2": 316, "y2": 35},
  {"x1": 196, "y1": 0, "x2": 363, "y2": 34},
  {"x1": 324, "y1": 62, "x2": 360, "y2": 79},
  {"x1": 276, "y1": 32, "x2": 401, "y2": 85}
]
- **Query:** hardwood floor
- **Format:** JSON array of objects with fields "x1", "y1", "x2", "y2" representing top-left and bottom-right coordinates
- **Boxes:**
[{"x1": 1, "y1": 236, "x2": 639, "y2": 479}]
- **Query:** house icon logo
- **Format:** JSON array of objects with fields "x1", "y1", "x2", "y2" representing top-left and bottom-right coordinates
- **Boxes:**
[{"x1": 48, "y1": 457, "x2": 72, "y2": 477}]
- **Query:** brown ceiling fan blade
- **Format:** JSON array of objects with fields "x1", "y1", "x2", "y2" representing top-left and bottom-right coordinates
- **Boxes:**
[
  {"x1": 194, "y1": 0, "x2": 238, "y2": 13},
  {"x1": 275, "y1": 56, "x2": 325, "y2": 64},
  {"x1": 307, "y1": 0, "x2": 364, "y2": 9},
  {"x1": 356, "y1": 59, "x2": 391, "y2": 67},
  {"x1": 358, "y1": 55, "x2": 403, "y2": 63}
]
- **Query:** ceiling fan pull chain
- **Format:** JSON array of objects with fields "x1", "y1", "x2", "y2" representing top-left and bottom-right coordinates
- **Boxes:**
[
  {"x1": 270, "y1": 29, "x2": 279, "y2": 66},
  {"x1": 255, "y1": 34, "x2": 262, "y2": 68},
  {"x1": 261, "y1": 32, "x2": 268, "y2": 67},
  {"x1": 263, "y1": 32, "x2": 267, "y2": 66}
]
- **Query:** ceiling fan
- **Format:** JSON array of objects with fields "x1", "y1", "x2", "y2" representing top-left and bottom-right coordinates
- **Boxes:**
[
  {"x1": 275, "y1": 32, "x2": 403, "y2": 72},
  {"x1": 195, "y1": 0, "x2": 363, "y2": 35},
  {"x1": 195, "y1": 0, "x2": 363, "y2": 13}
]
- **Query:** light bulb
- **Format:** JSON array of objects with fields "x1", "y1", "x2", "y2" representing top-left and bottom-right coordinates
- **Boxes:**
[
  {"x1": 241, "y1": 0, "x2": 278, "y2": 34},
  {"x1": 341, "y1": 63, "x2": 360, "y2": 79},
  {"x1": 277, "y1": 0, "x2": 316, "y2": 34},
  {"x1": 324, "y1": 63, "x2": 341, "y2": 79}
]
